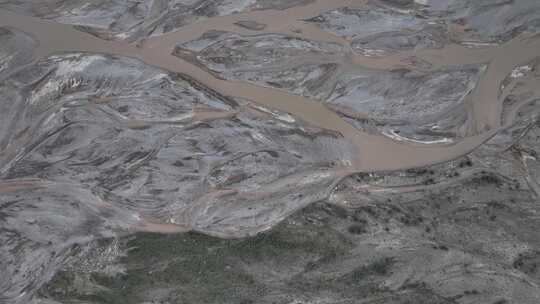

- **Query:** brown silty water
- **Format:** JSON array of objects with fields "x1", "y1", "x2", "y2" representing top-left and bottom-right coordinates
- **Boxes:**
[{"x1": 2, "y1": 0, "x2": 540, "y2": 173}]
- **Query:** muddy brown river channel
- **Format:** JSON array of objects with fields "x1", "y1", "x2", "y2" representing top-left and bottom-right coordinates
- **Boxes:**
[{"x1": 4, "y1": 1, "x2": 539, "y2": 171}]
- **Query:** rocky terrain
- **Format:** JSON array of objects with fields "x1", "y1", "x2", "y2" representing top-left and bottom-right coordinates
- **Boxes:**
[{"x1": 1, "y1": 0, "x2": 540, "y2": 303}]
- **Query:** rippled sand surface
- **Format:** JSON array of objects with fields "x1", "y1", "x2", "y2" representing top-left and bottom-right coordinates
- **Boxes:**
[{"x1": 1, "y1": 1, "x2": 540, "y2": 303}]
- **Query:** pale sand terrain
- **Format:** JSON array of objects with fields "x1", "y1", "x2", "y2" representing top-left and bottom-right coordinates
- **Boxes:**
[{"x1": 1, "y1": 0, "x2": 540, "y2": 303}]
